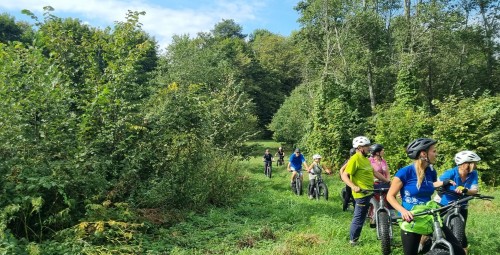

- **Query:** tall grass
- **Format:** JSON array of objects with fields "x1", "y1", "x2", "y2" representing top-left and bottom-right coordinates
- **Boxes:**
[{"x1": 161, "y1": 141, "x2": 499, "y2": 255}]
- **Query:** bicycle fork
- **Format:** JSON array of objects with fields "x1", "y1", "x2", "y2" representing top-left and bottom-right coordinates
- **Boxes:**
[
  {"x1": 430, "y1": 215, "x2": 455, "y2": 255},
  {"x1": 375, "y1": 206, "x2": 393, "y2": 240}
]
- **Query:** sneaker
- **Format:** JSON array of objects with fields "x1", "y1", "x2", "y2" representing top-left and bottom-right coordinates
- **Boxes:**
[
  {"x1": 309, "y1": 195, "x2": 313, "y2": 199},
  {"x1": 349, "y1": 239, "x2": 358, "y2": 246}
]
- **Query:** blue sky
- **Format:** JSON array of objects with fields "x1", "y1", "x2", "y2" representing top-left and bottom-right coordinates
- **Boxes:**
[{"x1": 1, "y1": 0, "x2": 301, "y2": 49}]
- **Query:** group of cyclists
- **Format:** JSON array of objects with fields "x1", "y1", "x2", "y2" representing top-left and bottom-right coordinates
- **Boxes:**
[{"x1": 263, "y1": 136, "x2": 483, "y2": 255}]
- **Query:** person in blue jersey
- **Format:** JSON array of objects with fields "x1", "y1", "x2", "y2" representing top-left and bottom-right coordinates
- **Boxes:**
[
  {"x1": 435, "y1": 150, "x2": 481, "y2": 253},
  {"x1": 287, "y1": 148, "x2": 308, "y2": 193},
  {"x1": 341, "y1": 136, "x2": 390, "y2": 246},
  {"x1": 387, "y1": 138, "x2": 459, "y2": 255}
]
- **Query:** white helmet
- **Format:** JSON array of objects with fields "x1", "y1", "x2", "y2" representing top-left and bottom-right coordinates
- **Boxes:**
[
  {"x1": 454, "y1": 151, "x2": 481, "y2": 165},
  {"x1": 313, "y1": 154, "x2": 322, "y2": 159},
  {"x1": 352, "y1": 136, "x2": 371, "y2": 148}
]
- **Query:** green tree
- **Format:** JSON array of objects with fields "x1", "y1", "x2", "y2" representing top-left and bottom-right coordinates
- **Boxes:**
[{"x1": 433, "y1": 96, "x2": 500, "y2": 185}]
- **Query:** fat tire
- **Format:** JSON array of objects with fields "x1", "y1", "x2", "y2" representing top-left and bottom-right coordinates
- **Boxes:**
[
  {"x1": 341, "y1": 187, "x2": 348, "y2": 211},
  {"x1": 425, "y1": 248, "x2": 450, "y2": 255},
  {"x1": 319, "y1": 183, "x2": 328, "y2": 200},
  {"x1": 448, "y1": 215, "x2": 465, "y2": 247},
  {"x1": 378, "y1": 211, "x2": 391, "y2": 255}
]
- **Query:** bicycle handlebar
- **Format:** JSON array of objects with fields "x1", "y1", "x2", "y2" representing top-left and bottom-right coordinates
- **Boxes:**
[
  {"x1": 359, "y1": 188, "x2": 390, "y2": 194},
  {"x1": 392, "y1": 194, "x2": 494, "y2": 221}
]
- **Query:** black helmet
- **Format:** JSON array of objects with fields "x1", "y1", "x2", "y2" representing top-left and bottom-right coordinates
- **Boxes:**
[
  {"x1": 406, "y1": 138, "x2": 437, "y2": 159},
  {"x1": 349, "y1": 148, "x2": 356, "y2": 156},
  {"x1": 370, "y1": 144, "x2": 384, "y2": 155}
]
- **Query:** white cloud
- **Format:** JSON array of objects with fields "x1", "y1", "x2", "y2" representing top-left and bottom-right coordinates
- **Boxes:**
[{"x1": 0, "y1": 0, "x2": 266, "y2": 50}]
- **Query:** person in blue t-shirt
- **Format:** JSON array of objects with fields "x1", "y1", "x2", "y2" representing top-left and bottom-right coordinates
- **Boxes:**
[
  {"x1": 434, "y1": 150, "x2": 481, "y2": 252},
  {"x1": 287, "y1": 148, "x2": 308, "y2": 192},
  {"x1": 387, "y1": 138, "x2": 457, "y2": 255}
]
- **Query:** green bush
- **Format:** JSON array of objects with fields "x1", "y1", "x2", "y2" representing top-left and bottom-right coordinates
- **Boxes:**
[{"x1": 433, "y1": 95, "x2": 500, "y2": 185}]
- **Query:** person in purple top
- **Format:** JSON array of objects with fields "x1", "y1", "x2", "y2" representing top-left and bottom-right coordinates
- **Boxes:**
[
  {"x1": 387, "y1": 138, "x2": 456, "y2": 255},
  {"x1": 435, "y1": 150, "x2": 481, "y2": 252}
]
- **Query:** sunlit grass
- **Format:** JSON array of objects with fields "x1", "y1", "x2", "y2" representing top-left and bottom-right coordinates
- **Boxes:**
[{"x1": 164, "y1": 141, "x2": 499, "y2": 255}]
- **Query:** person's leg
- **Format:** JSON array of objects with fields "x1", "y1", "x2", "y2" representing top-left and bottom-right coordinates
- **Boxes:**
[
  {"x1": 349, "y1": 196, "x2": 371, "y2": 243},
  {"x1": 290, "y1": 171, "x2": 296, "y2": 183},
  {"x1": 308, "y1": 177, "x2": 315, "y2": 197},
  {"x1": 400, "y1": 230, "x2": 421, "y2": 255},
  {"x1": 290, "y1": 171, "x2": 297, "y2": 192}
]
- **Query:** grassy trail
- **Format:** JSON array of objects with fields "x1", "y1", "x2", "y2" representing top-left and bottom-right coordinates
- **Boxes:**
[{"x1": 167, "y1": 141, "x2": 499, "y2": 255}]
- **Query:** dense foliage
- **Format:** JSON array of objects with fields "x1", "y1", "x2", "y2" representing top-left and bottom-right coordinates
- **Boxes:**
[{"x1": 271, "y1": 0, "x2": 499, "y2": 181}]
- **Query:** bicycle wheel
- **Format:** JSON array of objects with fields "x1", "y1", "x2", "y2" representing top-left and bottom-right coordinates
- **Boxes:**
[
  {"x1": 319, "y1": 183, "x2": 328, "y2": 200},
  {"x1": 448, "y1": 215, "x2": 465, "y2": 247},
  {"x1": 341, "y1": 187, "x2": 348, "y2": 211},
  {"x1": 295, "y1": 177, "x2": 302, "y2": 195},
  {"x1": 265, "y1": 165, "x2": 272, "y2": 178},
  {"x1": 377, "y1": 211, "x2": 391, "y2": 255}
]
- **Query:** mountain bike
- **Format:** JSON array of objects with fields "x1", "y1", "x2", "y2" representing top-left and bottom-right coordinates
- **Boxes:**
[
  {"x1": 438, "y1": 190, "x2": 494, "y2": 249},
  {"x1": 310, "y1": 172, "x2": 328, "y2": 200},
  {"x1": 290, "y1": 169, "x2": 303, "y2": 195},
  {"x1": 264, "y1": 160, "x2": 272, "y2": 178},
  {"x1": 393, "y1": 194, "x2": 494, "y2": 255},
  {"x1": 362, "y1": 187, "x2": 393, "y2": 255},
  {"x1": 276, "y1": 155, "x2": 284, "y2": 167}
]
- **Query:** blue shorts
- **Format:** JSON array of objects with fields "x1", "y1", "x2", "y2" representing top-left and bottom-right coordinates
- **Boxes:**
[{"x1": 290, "y1": 167, "x2": 303, "y2": 176}]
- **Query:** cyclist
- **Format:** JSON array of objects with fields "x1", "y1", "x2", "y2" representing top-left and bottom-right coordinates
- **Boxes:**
[
  {"x1": 341, "y1": 136, "x2": 390, "y2": 246},
  {"x1": 386, "y1": 138, "x2": 461, "y2": 255},
  {"x1": 368, "y1": 143, "x2": 391, "y2": 227},
  {"x1": 434, "y1": 150, "x2": 481, "y2": 254},
  {"x1": 307, "y1": 154, "x2": 331, "y2": 199},
  {"x1": 339, "y1": 148, "x2": 356, "y2": 211},
  {"x1": 287, "y1": 148, "x2": 308, "y2": 193},
  {"x1": 263, "y1": 149, "x2": 274, "y2": 175},
  {"x1": 275, "y1": 146, "x2": 285, "y2": 166}
]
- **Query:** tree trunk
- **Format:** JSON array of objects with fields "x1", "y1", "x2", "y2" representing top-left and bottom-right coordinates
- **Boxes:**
[{"x1": 368, "y1": 62, "x2": 376, "y2": 110}]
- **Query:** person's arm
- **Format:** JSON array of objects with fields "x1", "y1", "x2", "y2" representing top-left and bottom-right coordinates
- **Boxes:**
[
  {"x1": 287, "y1": 161, "x2": 291, "y2": 171},
  {"x1": 302, "y1": 161, "x2": 308, "y2": 171},
  {"x1": 433, "y1": 179, "x2": 456, "y2": 188},
  {"x1": 460, "y1": 172, "x2": 479, "y2": 195},
  {"x1": 322, "y1": 164, "x2": 332, "y2": 174},
  {"x1": 387, "y1": 177, "x2": 413, "y2": 222},
  {"x1": 339, "y1": 163, "x2": 347, "y2": 177},
  {"x1": 341, "y1": 167, "x2": 359, "y2": 193},
  {"x1": 307, "y1": 162, "x2": 315, "y2": 172},
  {"x1": 374, "y1": 170, "x2": 390, "y2": 183}
]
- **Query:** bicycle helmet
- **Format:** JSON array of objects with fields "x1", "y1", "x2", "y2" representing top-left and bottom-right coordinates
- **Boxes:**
[
  {"x1": 352, "y1": 136, "x2": 371, "y2": 148},
  {"x1": 294, "y1": 148, "x2": 300, "y2": 153},
  {"x1": 406, "y1": 138, "x2": 437, "y2": 160},
  {"x1": 313, "y1": 154, "x2": 322, "y2": 159},
  {"x1": 454, "y1": 151, "x2": 481, "y2": 165},
  {"x1": 370, "y1": 144, "x2": 384, "y2": 155}
]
